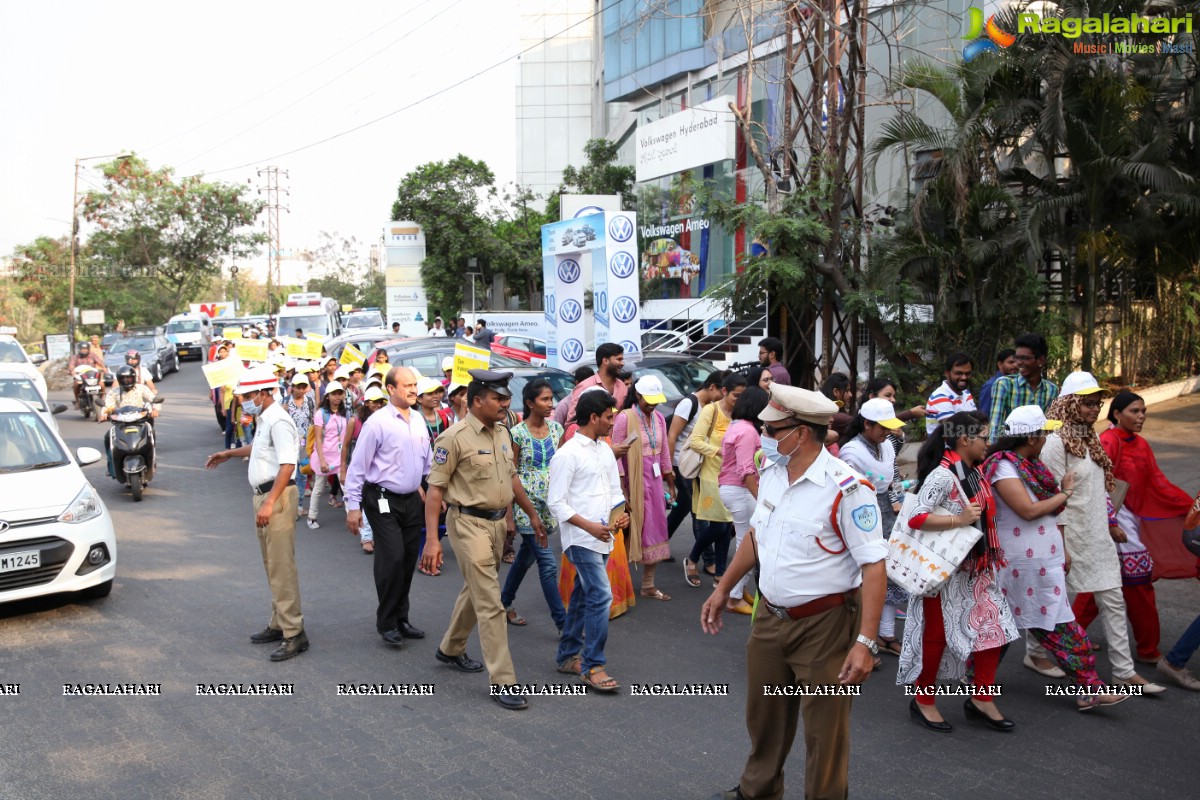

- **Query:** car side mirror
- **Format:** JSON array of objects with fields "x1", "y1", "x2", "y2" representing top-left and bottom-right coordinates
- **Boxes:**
[
  {"x1": 52, "y1": 404, "x2": 68, "y2": 415},
  {"x1": 77, "y1": 446, "x2": 103, "y2": 466},
  {"x1": 30, "y1": 353, "x2": 47, "y2": 365}
]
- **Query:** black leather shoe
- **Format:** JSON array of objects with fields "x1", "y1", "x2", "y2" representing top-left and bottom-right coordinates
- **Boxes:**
[
  {"x1": 491, "y1": 691, "x2": 529, "y2": 711},
  {"x1": 399, "y1": 622, "x2": 425, "y2": 639},
  {"x1": 269, "y1": 631, "x2": 309, "y2": 662},
  {"x1": 711, "y1": 788, "x2": 745, "y2": 800},
  {"x1": 436, "y1": 648, "x2": 484, "y2": 672},
  {"x1": 909, "y1": 698, "x2": 953, "y2": 732},
  {"x1": 380, "y1": 629, "x2": 405, "y2": 648},
  {"x1": 963, "y1": 698, "x2": 1015, "y2": 731},
  {"x1": 250, "y1": 626, "x2": 283, "y2": 644}
]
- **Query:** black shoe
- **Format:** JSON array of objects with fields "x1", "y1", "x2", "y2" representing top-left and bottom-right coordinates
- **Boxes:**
[
  {"x1": 963, "y1": 698, "x2": 1015, "y2": 732},
  {"x1": 491, "y1": 691, "x2": 529, "y2": 711},
  {"x1": 380, "y1": 629, "x2": 405, "y2": 648},
  {"x1": 436, "y1": 648, "x2": 484, "y2": 673},
  {"x1": 250, "y1": 626, "x2": 283, "y2": 644},
  {"x1": 909, "y1": 698, "x2": 953, "y2": 732},
  {"x1": 269, "y1": 631, "x2": 309, "y2": 662},
  {"x1": 711, "y1": 788, "x2": 745, "y2": 800},
  {"x1": 399, "y1": 621, "x2": 425, "y2": 639}
]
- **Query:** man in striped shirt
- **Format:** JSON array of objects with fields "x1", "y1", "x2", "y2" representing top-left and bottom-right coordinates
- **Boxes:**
[
  {"x1": 925, "y1": 352, "x2": 976, "y2": 434},
  {"x1": 987, "y1": 332, "x2": 1059, "y2": 442}
]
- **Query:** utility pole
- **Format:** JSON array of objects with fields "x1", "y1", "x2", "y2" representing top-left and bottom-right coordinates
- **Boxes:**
[{"x1": 257, "y1": 166, "x2": 289, "y2": 316}]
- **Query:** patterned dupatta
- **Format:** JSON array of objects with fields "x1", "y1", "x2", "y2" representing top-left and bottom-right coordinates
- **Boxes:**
[
  {"x1": 981, "y1": 451, "x2": 1065, "y2": 514},
  {"x1": 941, "y1": 450, "x2": 1006, "y2": 574}
]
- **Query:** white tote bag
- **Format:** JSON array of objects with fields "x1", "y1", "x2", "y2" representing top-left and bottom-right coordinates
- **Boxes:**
[{"x1": 885, "y1": 481, "x2": 983, "y2": 597}]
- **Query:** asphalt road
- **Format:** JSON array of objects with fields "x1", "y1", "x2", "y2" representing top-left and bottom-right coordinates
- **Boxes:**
[{"x1": 1, "y1": 364, "x2": 1198, "y2": 799}]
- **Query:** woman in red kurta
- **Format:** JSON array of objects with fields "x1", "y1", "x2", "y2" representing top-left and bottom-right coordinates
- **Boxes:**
[{"x1": 1075, "y1": 391, "x2": 1200, "y2": 663}]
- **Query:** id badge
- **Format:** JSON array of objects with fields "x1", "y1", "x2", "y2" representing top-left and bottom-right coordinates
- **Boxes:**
[
  {"x1": 379, "y1": 498, "x2": 391, "y2": 514},
  {"x1": 652, "y1": 463, "x2": 661, "y2": 478}
]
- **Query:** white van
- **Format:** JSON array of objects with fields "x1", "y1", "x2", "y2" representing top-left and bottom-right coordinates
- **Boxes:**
[
  {"x1": 277, "y1": 293, "x2": 342, "y2": 340},
  {"x1": 166, "y1": 313, "x2": 212, "y2": 361}
]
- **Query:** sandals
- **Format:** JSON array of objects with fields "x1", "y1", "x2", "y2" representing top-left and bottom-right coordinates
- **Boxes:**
[
  {"x1": 580, "y1": 666, "x2": 620, "y2": 693},
  {"x1": 683, "y1": 559, "x2": 701, "y2": 588},
  {"x1": 878, "y1": 636, "x2": 903, "y2": 656},
  {"x1": 362, "y1": 542, "x2": 374, "y2": 555},
  {"x1": 557, "y1": 654, "x2": 582, "y2": 675},
  {"x1": 505, "y1": 608, "x2": 527, "y2": 626},
  {"x1": 1077, "y1": 693, "x2": 1129, "y2": 712},
  {"x1": 703, "y1": 564, "x2": 717, "y2": 576},
  {"x1": 640, "y1": 587, "x2": 671, "y2": 601},
  {"x1": 502, "y1": 552, "x2": 516, "y2": 564}
]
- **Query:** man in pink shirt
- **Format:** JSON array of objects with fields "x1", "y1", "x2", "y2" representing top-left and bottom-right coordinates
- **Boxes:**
[{"x1": 559, "y1": 343, "x2": 629, "y2": 426}]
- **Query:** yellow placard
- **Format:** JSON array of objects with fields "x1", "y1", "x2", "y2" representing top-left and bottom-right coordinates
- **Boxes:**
[
  {"x1": 340, "y1": 343, "x2": 365, "y2": 366},
  {"x1": 451, "y1": 342, "x2": 490, "y2": 386},
  {"x1": 236, "y1": 339, "x2": 268, "y2": 363},
  {"x1": 201, "y1": 358, "x2": 243, "y2": 390},
  {"x1": 306, "y1": 339, "x2": 325, "y2": 359},
  {"x1": 222, "y1": 326, "x2": 242, "y2": 339},
  {"x1": 282, "y1": 337, "x2": 308, "y2": 359}
]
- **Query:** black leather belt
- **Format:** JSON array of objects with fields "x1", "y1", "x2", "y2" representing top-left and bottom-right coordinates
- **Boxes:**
[
  {"x1": 366, "y1": 482, "x2": 418, "y2": 499},
  {"x1": 454, "y1": 505, "x2": 507, "y2": 521},
  {"x1": 254, "y1": 479, "x2": 295, "y2": 495}
]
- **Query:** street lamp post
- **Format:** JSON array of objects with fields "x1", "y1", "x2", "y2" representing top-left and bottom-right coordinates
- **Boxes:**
[{"x1": 68, "y1": 153, "x2": 130, "y2": 342}]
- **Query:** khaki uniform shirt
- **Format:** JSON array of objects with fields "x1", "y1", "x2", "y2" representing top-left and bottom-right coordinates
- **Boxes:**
[{"x1": 428, "y1": 413, "x2": 516, "y2": 511}]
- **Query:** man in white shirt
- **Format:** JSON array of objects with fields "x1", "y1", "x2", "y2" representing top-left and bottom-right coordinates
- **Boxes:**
[
  {"x1": 547, "y1": 388, "x2": 629, "y2": 692},
  {"x1": 428, "y1": 317, "x2": 447, "y2": 337}
]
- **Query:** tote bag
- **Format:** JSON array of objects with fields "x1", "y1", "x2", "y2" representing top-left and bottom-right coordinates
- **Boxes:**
[
  {"x1": 678, "y1": 405, "x2": 716, "y2": 480},
  {"x1": 885, "y1": 476, "x2": 983, "y2": 597}
]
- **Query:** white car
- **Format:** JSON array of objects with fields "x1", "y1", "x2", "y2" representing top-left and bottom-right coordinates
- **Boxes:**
[
  {"x1": 0, "y1": 371, "x2": 67, "y2": 434},
  {"x1": 0, "y1": 397, "x2": 116, "y2": 603},
  {"x1": 0, "y1": 332, "x2": 49, "y2": 400}
]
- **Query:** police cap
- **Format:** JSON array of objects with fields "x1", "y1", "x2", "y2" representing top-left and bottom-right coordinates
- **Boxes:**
[
  {"x1": 467, "y1": 368, "x2": 513, "y2": 398},
  {"x1": 759, "y1": 384, "x2": 839, "y2": 425}
]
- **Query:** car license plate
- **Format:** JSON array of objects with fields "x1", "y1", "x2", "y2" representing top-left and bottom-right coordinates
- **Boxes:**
[
  {"x1": 178, "y1": 348, "x2": 191, "y2": 355},
  {"x1": 0, "y1": 550, "x2": 40, "y2": 574}
]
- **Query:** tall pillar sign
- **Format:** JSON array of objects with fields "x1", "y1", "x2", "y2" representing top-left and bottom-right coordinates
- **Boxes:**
[
  {"x1": 604, "y1": 211, "x2": 640, "y2": 363},
  {"x1": 384, "y1": 221, "x2": 429, "y2": 336}
]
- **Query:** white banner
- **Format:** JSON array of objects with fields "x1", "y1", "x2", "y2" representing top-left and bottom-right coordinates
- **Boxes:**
[
  {"x1": 635, "y1": 96, "x2": 736, "y2": 183},
  {"x1": 604, "y1": 211, "x2": 641, "y2": 364},
  {"x1": 383, "y1": 220, "x2": 428, "y2": 336},
  {"x1": 552, "y1": 253, "x2": 587, "y2": 373}
]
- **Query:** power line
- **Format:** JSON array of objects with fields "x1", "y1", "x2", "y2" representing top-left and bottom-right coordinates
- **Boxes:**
[
  {"x1": 198, "y1": 0, "x2": 623, "y2": 177},
  {"x1": 144, "y1": 1, "x2": 437, "y2": 154}
]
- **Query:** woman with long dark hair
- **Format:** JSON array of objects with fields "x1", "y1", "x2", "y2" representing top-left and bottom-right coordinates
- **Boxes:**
[
  {"x1": 500, "y1": 379, "x2": 567, "y2": 631},
  {"x1": 306, "y1": 383, "x2": 350, "y2": 529},
  {"x1": 983, "y1": 405, "x2": 1128, "y2": 709},
  {"x1": 820, "y1": 372, "x2": 855, "y2": 440},
  {"x1": 685, "y1": 372, "x2": 747, "y2": 585},
  {"x1": 716, "y1": 386, "x2": 769, "y2": 613},
  {"x1": 899, "y1": 411, "x2": 1019, "y2": 733}
]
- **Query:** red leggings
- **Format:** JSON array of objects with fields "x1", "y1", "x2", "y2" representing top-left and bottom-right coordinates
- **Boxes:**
[
  {"x1": 914, "y1": 595, "x2": 1002, "y2": 705},
  {"x1": 1073, "y1": 583, "x2": 1161, "y2": 660}
]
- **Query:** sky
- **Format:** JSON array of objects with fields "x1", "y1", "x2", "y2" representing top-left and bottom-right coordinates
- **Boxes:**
[{"x1": 0, "y1": 0, "x2": 543, "y2": 279}]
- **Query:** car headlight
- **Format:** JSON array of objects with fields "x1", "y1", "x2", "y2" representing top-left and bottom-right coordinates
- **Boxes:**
[{"x1": 59, "y1": 485, "x2": 103, "y2": 524}]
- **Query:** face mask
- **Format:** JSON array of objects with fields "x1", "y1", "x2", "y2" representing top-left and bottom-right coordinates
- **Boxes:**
[
  {"x1": 761, "y1": 426, "x2": 799, "y2": 467},
  {"x1": 241, "y1": 398, "x2": 261, "y2": 415}
]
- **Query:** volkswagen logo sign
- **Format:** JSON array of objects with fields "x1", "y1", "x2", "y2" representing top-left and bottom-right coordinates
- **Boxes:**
[
  {"x1": 620, "y1": 340, "x2": 640, "y2": 354},
  {"x1": 609, "y1": 251, "x2": 636, "y2": 279},
  {"x1": 0, "y1": 520, "x2": 8, "y2": 533},
  {"x1": 561, "y1": 338, "x2": 584, "y2": 363},
  {"x1": 557, "y1": 259, "x2": 581, "y2": 284},
  {"x1": 608, "y1": 215, "x2": 634, "y2": 243},
  {"x1": 559, "y1": 299, "x2": 582, "y2": 323},
  {"x1": 574, "y1": 206, "x2": 603, "y2": 218},
  {"x1": 595, "y1": 290, "x2": 608, "y2": 316},
  {"x1": 612, "y1": 296, "x2": 638, "y2": 323}
]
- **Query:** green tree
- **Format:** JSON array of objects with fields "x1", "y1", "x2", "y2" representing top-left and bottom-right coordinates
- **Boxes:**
[
  {"x1": 82, "y1": 155, "x2": 266, "y2": 316},
  {"x1": 490, "y1": 184, "x2": 550, "y2": 307},
  {"x1": 545, "y1": 138, "x2": 637, "y2": 218}
]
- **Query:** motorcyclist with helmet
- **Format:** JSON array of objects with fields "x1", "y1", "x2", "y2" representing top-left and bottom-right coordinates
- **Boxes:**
[
  {"x1": 123, "y1": 349, "x2": 158, "y2": 395},
  {"x1": 68, "y1": 341, "x2": 106, "y2": 407},
  {"x1": 99, "y1": 365, "x2": 158, "y2": 478}
]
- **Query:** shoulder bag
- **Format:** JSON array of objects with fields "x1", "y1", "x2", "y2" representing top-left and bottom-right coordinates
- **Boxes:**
[
  {"x1": 885, "y1": 471, "x2": 983, "y2": 597},
  {"x1": 677, "y1": 402, "x2": 715, "y2": 480}
]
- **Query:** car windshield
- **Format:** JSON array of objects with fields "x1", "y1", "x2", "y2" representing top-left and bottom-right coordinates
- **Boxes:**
[
  {"x1": 632, "y1": 367, "x2": 688, "y2": 402},
  {"x1": 0, "y1": 411, "x2": 68, "y2": 472},
  {"x1": 0, "y1": 379, "x2": 46, "y2": 410},
  {"x1": 109, "y1": 337, "x2": 156, "y2": 354},
  {"x1": 509, "y1": 372, "x2": 577, "y2": 403},
  {"x1": 168, "y1": 320, "x2": 202, "y2": 333},
  {"x1": 344, "y1": 313, "x2": 383, "y2": 329},
  {"x1": 281, "y1": 316, "x2": 330, "y2": 337},
  {"x1": 647, "y1": 359, "x2": 717, "y2": 395},
  {"x1": 0, "y1": 341, "x2": 28, "y2": 364}
]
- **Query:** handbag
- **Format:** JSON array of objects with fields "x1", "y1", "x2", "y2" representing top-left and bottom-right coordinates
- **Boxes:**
[
  {"x1": 885, "y1": 473, "x2": 983, "y2": 597},
  {"x1": 677, "y1": 404, "x2": 717, "y2": 480}
]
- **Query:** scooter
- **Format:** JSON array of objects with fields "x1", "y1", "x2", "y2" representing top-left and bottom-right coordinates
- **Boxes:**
[
  {"x1": 106, "y1": 398, "x2": 164, "y2": 501},
  {"x1": 73, "y1": 365, "x2": 104, "y2": 419}
]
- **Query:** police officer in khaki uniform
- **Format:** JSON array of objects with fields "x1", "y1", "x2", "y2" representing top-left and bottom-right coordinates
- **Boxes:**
[
  {"x1": 420, "y1": 369, "x2": 546, "y2": 710},
  {"x1": 702, "y1": 384, "x2": 887, "y2": 800}
]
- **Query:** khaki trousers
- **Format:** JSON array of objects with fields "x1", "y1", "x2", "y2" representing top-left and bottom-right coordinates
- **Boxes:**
[
  {"x1": 740, "y1": 596, "x2": 861, "y2": 800},
  {"x1": 439, "y1": 509, "x2": 517, "y2": 686},
  {"x1": 252, "y1": 485, "x2": 303, "y2": 638}
]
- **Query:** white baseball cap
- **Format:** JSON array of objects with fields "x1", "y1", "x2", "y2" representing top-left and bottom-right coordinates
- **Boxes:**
[
  {"x1": 234, "y1": 365, "x2": 275, "y2": 395},
  {"x1": 441, "y1": 356, "x2": 455, "y2": 372},
  {"x1": 634, "y1": 375, "x2": 667, "y2": 404},
  {"x1": 333, "y1": 364, "x2": 354, "y2": 381},
  {"x1": 1003, "y1": 405, "x2": 1063, "y2": 436},
  {"x1": 860, "y1": 397, "x2": 904, "y2": 429},
  {"x1": 416, "y1": 376, "x2": 442, "y2": 396},
  {"x1": 1059, "y1": 371, "x2": 1106, "y2": 397}
]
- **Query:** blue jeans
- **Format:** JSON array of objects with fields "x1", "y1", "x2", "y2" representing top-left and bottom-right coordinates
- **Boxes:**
[
  {"x1": 295, "y1": 470, "x2": 308, "y2": 506},
  {"x1": 501, "y1": 533, "x2": 566, "y2": 629},
  {"x1": 556, "y1": 546, "x2": 611, "y2": 672},
  {"x1": 1166, "y1": 613, "x2": 1200, "y2": 668}
]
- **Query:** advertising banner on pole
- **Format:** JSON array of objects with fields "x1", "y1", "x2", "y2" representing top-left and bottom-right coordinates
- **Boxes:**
[
  {"x1": 604, "y1": 211, "x2": 641, "y2": 363},
  {"x1": 383, "y1": 222, "x2": 428, "y2": 336},
  {"x1": 540, "y1": 213, "x2": 605, "y2": 372}
]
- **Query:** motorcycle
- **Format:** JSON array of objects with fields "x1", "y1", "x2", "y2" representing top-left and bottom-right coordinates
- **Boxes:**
[
  {"x1": 106, "y1": 398, "x2": 165, "y2": 501},
  {"x1": 73, "y1": 365, "x2": 104, "y2": 419}
]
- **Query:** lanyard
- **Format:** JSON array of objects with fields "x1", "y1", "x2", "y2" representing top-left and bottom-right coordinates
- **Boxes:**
[{"x1": 636, "y1": 408, "x2": 657, "y2": 452}]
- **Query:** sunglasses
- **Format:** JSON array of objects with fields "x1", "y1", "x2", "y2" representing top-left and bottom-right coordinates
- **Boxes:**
[
  {"x1": 763, "y1": 423, "x2": 801, "y2": 438},
  {"x1": 1079, "y1": 398, "x2": 1103, "y2": 408}
]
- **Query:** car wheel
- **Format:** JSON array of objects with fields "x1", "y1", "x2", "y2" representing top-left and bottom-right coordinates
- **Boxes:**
[
  {"x1": 80, "y1": 579, "x2": 113, "y2": 599},
  {"x1": 170, "y1": 354, "x2": 180, "y2": 373},
  {"x1": 154, "y1": 363, "x2": 163, "y2": 382}
]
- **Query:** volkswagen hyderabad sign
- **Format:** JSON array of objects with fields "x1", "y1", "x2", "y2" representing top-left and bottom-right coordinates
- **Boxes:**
[
  {"x1": 607, "y1": 215, "x2": 634, "y2": 243},
  {"x1": 609, "y1": 251, "x2": 636, "y2": 279},
  {"x1": 612, "y1": 296, "x2": 638, "y2": 323},
  {"x1": 557, "y1": 259, "x2": 581, "y2": 284}
]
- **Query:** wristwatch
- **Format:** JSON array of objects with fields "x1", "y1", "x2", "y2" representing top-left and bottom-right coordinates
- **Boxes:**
[{"x1": 856, "y1": 634, "x2": 879, "y2": 655}]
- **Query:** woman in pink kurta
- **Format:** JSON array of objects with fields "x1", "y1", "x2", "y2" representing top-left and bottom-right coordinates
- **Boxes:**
[{"x1": 613, "y1": 376, "x2": 677, "y2": 601}]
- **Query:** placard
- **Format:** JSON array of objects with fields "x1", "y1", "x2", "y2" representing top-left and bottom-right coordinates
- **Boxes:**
[
  {"x1": 222, "y1": 326, "x2": 242, "y2": 339},
  {"x1": 202, "y1": 358, "x2": 244, "y2": 390},
  {"x1": 305, "y1": 333, "x2": 326, "y2": 360},
  {"x1": 282, "y1": 337, "x2": 308, "y2": 359},
  {"x1": 450, "y1": 342, "x2": 491, "y2": 386},
  {"x1": 235, "y1": 339, "x2": 268, "y2": 363},
  {"x1": 340, "y1": 343, "x2": 365, "y2": 366}
]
